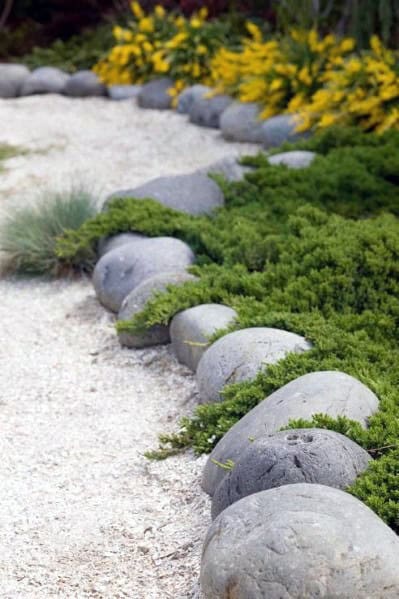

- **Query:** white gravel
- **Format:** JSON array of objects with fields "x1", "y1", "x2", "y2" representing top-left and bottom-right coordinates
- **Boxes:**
[{"x1": 0, "y1": 95, "x2": 259, "y2": 598}]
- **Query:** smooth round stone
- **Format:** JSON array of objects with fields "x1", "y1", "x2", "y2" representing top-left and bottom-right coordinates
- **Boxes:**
[
  {"x1": 0, "y1": 64, "x2": 30, "y2": 98},
  {"x1": 92, "y1": 237, "x2": 195, "y2": 312},
  {"x1": 211, "y1": 428, "x2": 371, "y2": 519},
  {"x1": 108, "y1": 84, "x2": 143, "y2": 100},
  {"x1": 260, "y1": 114, "x2": 309, "y2": 148},
  {"x1": 220, "y1": 102, "x2": 264, "y2": 143},
  {"x1": 64, "y1": 70, "x2": 107, "y2": 97},
  {"x1": 201, "y1": 484, "x2": 399, "y2": 599},
  {"x1": 177, "y1": 85, "x2": 211, "y2": 114},
  {"x1": 196, "y1": 327, "x2": 311, "y2": 404},
  {"x1": 138, "y1": 77, "x2": 174, "y2": 110},
  {"x1": 104, "y1": 172, "x2": 224, "y2": 216},
  {"x1": 118, "y1": 271, "x2": 197, "y2": 348},
  {"x1": 189, "y1": 94, "x2": 233, "y2": 129},
  {"x1": 268, "y1": 150, "x2": 316, "y2": 169},
  {"x1": 97, "y1": 233, "x2": 148, "y2": 258},
  {"x1": 196, "y1": 156, "x2": 254, "y2": 182},
  {"x1": 170, "y1": 304, "x2": 237, "y2": 371},
  {"x1": 20, "y1": 67, "x2": 70, "y2": 95},
  {"x1": 202, "y1": 371, "x2": 380, "y2": 496}
]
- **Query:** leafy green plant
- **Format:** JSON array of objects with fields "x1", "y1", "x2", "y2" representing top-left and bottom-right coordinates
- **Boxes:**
[
  {"x1": 0, "y1": 187, "x2": 97, "y2": 276},
  {"x1": 0, "y1": 143, "x2": 24, "y2": 170}
]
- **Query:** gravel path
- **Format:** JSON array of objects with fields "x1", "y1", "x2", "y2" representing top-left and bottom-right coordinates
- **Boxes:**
[{"x1": 0, "y1": 95, "x2": 258, "y2": 598}]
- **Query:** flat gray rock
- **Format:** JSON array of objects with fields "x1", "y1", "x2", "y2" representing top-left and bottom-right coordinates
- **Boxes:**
[
  {"x1": 189, "y1": 94, "x2": 232, "y2": 129},
  {"x1": 220, "y1": 102, "x2": 264, "y2": 143},
  {"x1": 197, "y1": 327, "x2": 311, "y2": 405},
  {"x1": 20, "y1": 67, "x2": 70, "y2": 95},
  {"x1": 261, "y1": 114, "x2": 309, "y2": 148},
  {"x1": 196, "y1": 156, "x2": 254, "y2": 182},
  {"x1": 138, "y1": 77, "x2": 173, "y2": 110},
  {"x1": 118, "y1": 272, "x2": 197, "y2": 348},
  {"x1": 104, "y1": 172, "x2": 224, "y2": 216},
  {"x1": 108, "y1": 84, "x2": 143, "y2": 100},
  {"x1": 268, "y1": 150, "x2": 316, "y2": 168},
  {"x1": 0, "y1": 64, "x2": 30, "y2": 98},
  {"x1": 170, "y1": 304, "x2": 237, "y2": 371},
  {"x1": 211, "y1": 428, "x2": 371, "y2": 518},
  {"x1": 92, "y1": 237, "x2": 195, "y2": 312},
  {"x1": 97, "y1": 232, "x2": 148, "y2": 258},
  {"x1": 201, "y1": 484, "x2": 399, "y2": 599},
  {"x1": 177, "y1": 85, "x2": 211, "y2": 114},
  {"x1": 202, "y1": 371, "x2": 379, "y2": 496},
  {"x1": 64, "y1": 70, "x2": 107, "y2": 97}
]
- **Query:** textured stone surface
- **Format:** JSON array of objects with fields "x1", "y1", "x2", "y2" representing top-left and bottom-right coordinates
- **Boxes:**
[
  {"x1": 202, "y1": 371, "x2": 379, "y2": 496},
  {"x1": 118, "y1": 271, "x2": 197, "y2": 348},
  {"x1": 260, "y1": 114, "x2": 309, "y2": 148},
  {"x1": 211, "y1": 428, "x2": 371, "y2": 518},
  {"x1": 176, "y1": 85, "x2": 210, "y2": 114},
  {"x1": 138, "y1": 78, "x2": 174, "y2": 110},
  {"x1": 220, "y1": 102, "x2": 264, "y2": 143},
  {"x1": 189, "y1": 94, "x2": 232, "y2": 129},
  {"x1": 201, "y1": 484, "x2": 399, "y2": 599},
  {"x1": 20, "y1": 67, "x2": 70, "y2": 95},
  {"x1": 196, "y1": 156, "x2": 253, "y2": 182},
  {"x1": 0, "y1": 64, "x2": 30, "y2": 98},
  {"x1": 170, "y1": 304, "x2": 237, "y2": 371},
  {"x1": 64, "y1": 70, "x2": 107, "y2": 97},
  {"x1": 97, "y1": 233, "x2": 148, "y2": 258},
  {"x1": 268, "y1": 150, "x2": 316, "y2": 169},
  {"x1": 92, "y1": 237, "x2": 195, "y2": 312},
  {"x1": 107, "y1": 84, "x2": 143, "y2": 100},
  {"x1": 197, "y1": 327, "x2": 311, "y2": 405},
  {"x1": 104, "y1": 172, "x2": 224, "y2": 216}
]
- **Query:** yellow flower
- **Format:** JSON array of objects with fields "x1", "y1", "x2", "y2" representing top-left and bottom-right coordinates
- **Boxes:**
[
  {"x1": 196, "y1": 44, "x2": 208, "y2": 56},
  {"x1": 154, "y1": 5, "x2": 165, "y2": 18},
  {"x1": 190, "y1": 17, "x2": 202, "y2": 29},
  {"x1": 246, "y1": 22, "x2": 263, "y2": 43},
  {"x1": 131, "y1": 1, "x2": 144, "y2": 19},
  {"x1": 139, "y1": 17, "x2": 154, "y2": 33}
]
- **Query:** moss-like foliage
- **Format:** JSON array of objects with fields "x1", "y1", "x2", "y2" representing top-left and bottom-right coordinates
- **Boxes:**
[{"x1": 56, "y1": 127, "x2": 399, "y2": 530}]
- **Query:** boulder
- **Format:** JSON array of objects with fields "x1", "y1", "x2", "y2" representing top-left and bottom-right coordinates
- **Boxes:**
[
  {"x1": 211, "y1": 428, "x2": 371, "y2": 518},
  {"x1": 97, "y1": 232, "x2": 148, "y2": 258},
  {"x1": 202, "y1": 371, "x2": 379, "y2": 496},
  {"x1": 108, "y1": 84, "x2": 143, "y2": 100},
  {"x1": 197, "y1": 327, "x2": 311, "y2": 405},
  {"x1": 170, "y1": 304, "x2": 237, "y2": 371},
  {"x1": 0, "y1": 64, "x2": 30, "y2": 98},
  {"x1": 20, "y1": 67, "x2": 70, "y2": 95},
  {"x1": 201, "y1": 484, "x2": 399, "y2": 599},
  {"x1": 196, "y1": 156, "x2": 254, "y2": 182},
  {"x1": 137, "y1": 77, "x2": 174, "y2": 110},
  {"x1": 177, "y1": 85, "x2": 211, "y2": 114},
  {"x1": 104, "y1": 172, "x2": 224, "y2": 216},
  {"x1": 118, "y1": 272, "x2": 197, "y2": 348},
  {"x1": 92, "y1": 236, "x2": 195, "y2": 312},
  {"x1": 220, "y1": 102, "x2": 264, "y2": 143},
  {"x1": 189, "y1": 94, "x2": 232, "y2": 129},
  {"x1": 268, "y1": 150, "x2": 316, "y2": 169},
  {"x1": 260, "y1": 114, "x2": 309, "y2": 148},
  {"x1": 64, "y1": 70, "x2": 107, "y2": 97}
]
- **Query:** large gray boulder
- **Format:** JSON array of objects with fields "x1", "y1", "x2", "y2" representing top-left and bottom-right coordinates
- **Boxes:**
[
  {"x1": 20, "y1": 67, "x2": 70, "y2": 95},
  {"x1": 211, "y1": 428, "x2": 371, "y2": 519},
  {"x1": 0, "y1": 64, "x2": 30, "y2": 98},
  {"x1": 189, "y1": 94, "x2": 232, "y2": 129},
  {"x1": 138, "y1": 77, "x2": 173, "y2": 110},
  {"x1": 92, "y1": 237, "x2": 195, "y2": 312},
  {"x1": 202, "y1": 371, "x2": 379, "y2": 496},
  {"x1": 97, "y1": 232, "x2": 148, "y2": 258},
  {"x1": 177, "y1": 85, "x2": 211, "y2": 114},
  {"x1": 170, "y1": 304, "x2": 237, "y2": 371},
  {"x1": 201, "y1": 484, "x2": 399, "y2": 599},
  {"x1": 196, "y1": 156, "x2": 254, "y2": 182},
  {"x1": 104, "y1": 172, "x2": 224, "y2": 216},
  {"x1": 268, "y1": 150, "x2": 316, "y2": 169},
  {"x1": 108, "y1": 84, "x2": 142, "y2": 100},
  {"x1": 64, "y1": 70, "x2": 107, "y2": 97},
  {"x1": 197, "y1": 327, "x2": 311, "y2": 405},
  {"x1": 260, "y1": 114, "x2": 309, "y2": 148},
  {"x1": 220, "y1": 102, "x2": 264, "y2": 143},
  {"x1": 118, "y1": 271, "x2": 196, "y2": 348}
]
